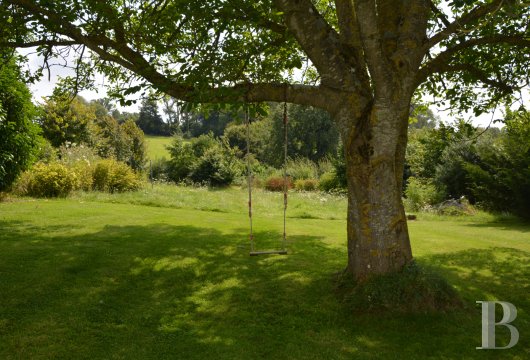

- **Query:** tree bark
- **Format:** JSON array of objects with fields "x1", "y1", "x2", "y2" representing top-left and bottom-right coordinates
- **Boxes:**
[{"x1": 337, "y1": 100, "x2": 412, "y2": 281}]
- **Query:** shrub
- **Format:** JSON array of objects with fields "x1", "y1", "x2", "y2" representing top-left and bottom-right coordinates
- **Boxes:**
[
  {"x1": 71, "y1": 160, "x2": 94, "y2": 191},
  {"x1": 286, "y1": 157, "x2": 318, "y2": 180},
  {"x1": 404, "y1": 177, "x2": 443, "y2": 212},
  {"x1": 35, "y1": 139, "x2": 57, "y2": 164},
  {"x1": 92, "y1": 159, "x2": 142, "y2": 193},
  {"x1": 149, "y1": 157, "x2": 169, "y2": 182},
  {"x1": 166, "y1": 136, "x2": 195, "y2": 182},
  {"x1": 318, "y1": 171, "x2": 341, "y2": 192},
  {"x1": 317, "y1": 158, "x2": 334, "y2": 176},
  {"x1": 0, "y1": 58, "x2": 42, "y2": 191},
  {"x1": 58, "y1": 143, "x2": 99, "y2": 191},
  {"x1": 436, "y1": 198, "x2": 476, "y2": 216},
  {"x1": 167, "y1": 133, "x2": 242, "y2": 186},
  {"x1": 294, "y1": 178, "x2": 319, "y2": 191},
  {"x1": 264, "y1": 176, "x2": 293, "y2": 192},
  {"x1": 15, "y1": 162, "x2": 78, "y2": 197},
  {"x1": 189, "y1": 148, "x2": 240, "y2": 186}
]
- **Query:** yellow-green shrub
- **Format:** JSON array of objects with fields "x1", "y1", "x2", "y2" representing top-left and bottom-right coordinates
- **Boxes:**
[
  {"x1": 318, "y1": 171, "x2": 340, "y2": 192},
  {"x1": 14, "y1": 162, "x2": 78, "y2": 197},
  {"x1": 92, "y1": 159, "x2": 142, "y2": 193},
  {"x1": 294, "y1": 179, "x2": 319, "y2": 191},
  {"x1": 71, "y1": 161, "x2": 94, "y2": 191}
]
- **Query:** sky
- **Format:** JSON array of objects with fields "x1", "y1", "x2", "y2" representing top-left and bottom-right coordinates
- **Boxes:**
[{"x1": 23, "y1": 49, "x2": 526, "y2": 128}]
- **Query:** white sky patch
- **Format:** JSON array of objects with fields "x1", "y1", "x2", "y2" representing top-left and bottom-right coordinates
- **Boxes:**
[{"x1": 21, "y1": 49, "x2": 141, "y2": 112}]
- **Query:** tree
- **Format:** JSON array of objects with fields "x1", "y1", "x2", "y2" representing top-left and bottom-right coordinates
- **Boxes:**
[
  {"x1": 136, "y1": 98, "x2": 169, "y2": 136},
  {"x1": 38, "y1": 94, "x2": 95, "y2": 147},
  {"x1": 3, "y1": 0, "x2": 529, "y2": 281},
  {"x1": 269, "y1": 103, "x2": 339, "y2": 166},
  {"x1": 0, "y1": 57, "x2": 41, "y2": 190},
  {"x1": 120, "y1": 120, "x2": 147, "y2": 171}
]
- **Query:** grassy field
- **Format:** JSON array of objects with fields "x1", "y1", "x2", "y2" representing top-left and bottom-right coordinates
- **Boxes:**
[
  {"x1": 1, "y1": 185, "x2": 529, "y2": 359},
  {"x1": 144, "y1": 135, "x2": 172, "y2": 160}
]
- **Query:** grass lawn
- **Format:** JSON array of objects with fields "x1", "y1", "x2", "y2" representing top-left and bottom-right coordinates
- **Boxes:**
[
  {"x1": 0, "y1": 185, "x2": 528, "y2": 359},
  {"x1": 144, "y1": 135, "x2": 172, "y2": 160}
]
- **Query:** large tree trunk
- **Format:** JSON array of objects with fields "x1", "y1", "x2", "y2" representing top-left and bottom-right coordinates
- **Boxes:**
[{"x1": 338, "y1": 101, "x2": 412, "y2": 281}]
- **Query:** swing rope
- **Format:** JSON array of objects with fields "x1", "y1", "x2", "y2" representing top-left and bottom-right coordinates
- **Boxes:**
[
  {"x1": 282, "y1": 99, "x2": 288, "y2": 251},
  {"x1": 245, "y1": 105, "x2": 255, "y2": 253},
  {"x1": 246, "y1": 97, "x2": 288, "y2": 256}
]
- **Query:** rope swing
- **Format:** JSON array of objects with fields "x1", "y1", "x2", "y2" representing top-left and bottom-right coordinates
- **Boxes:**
[{"x1": 246, "y1": 99, "x2": 288, "y2": 256}]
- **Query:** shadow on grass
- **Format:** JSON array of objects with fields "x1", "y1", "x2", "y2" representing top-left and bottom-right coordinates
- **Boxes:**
[
  {"x1": 423, "y1": 247, "x2": 530, "y2": 306},
  {"x1": 462, "y1": 218, "x2": 530, "y2": 233},
  {"x1": 0, "y1": 220, "x2": 528, "y2": 359}
]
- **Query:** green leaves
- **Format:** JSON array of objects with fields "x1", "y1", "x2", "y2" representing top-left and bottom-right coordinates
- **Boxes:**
[{"x1": 0, "y1": 57, "x2": 42, "y2": 190}]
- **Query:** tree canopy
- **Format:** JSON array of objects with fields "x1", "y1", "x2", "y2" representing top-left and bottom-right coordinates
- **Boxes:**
[{"x1": 1, "y1": 1, "x2": 527, "y2": 112}]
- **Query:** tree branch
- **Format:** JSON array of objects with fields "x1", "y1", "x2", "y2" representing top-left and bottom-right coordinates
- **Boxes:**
[
  {"x1": 273, "y1": 0, "x2": 361, "y2": 91},
  {"x1": 425, "y1": 0, "x2": 505, "y2": 50},
  {"x1": 5, "y1": 0, "x2": 352, "y2": 112},
  {"x1": 421, "y1": 63, "x2": 514, "y2": 94},
  {"x1": 353, "y1": 0, "x2": 392, "y2": 95},
  {"x1": 334, "y1": 0, "x2": 370, "y2": 89},
  {"x1": 417, "y1": 34, "x2": 530, "y2": 85},
  {"x1": 165, "y1": 82, "x2": 343, "y2": 110},
  {"x1": 428, "y1": 0, "x2": 451, "y2": 28}
]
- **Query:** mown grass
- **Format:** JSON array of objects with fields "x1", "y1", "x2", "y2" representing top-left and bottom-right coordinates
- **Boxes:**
[
  {"x1": 144, "y1": 135, "x2": 172, "y2": 160},
  {"x1": 0, "y1": 185, "x2": 529, "y2": 359}
]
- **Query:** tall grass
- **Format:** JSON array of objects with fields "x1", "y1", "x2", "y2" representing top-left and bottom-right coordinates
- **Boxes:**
[{"x1": 73, "y1": 183, "x2": 347, "y2": 220}]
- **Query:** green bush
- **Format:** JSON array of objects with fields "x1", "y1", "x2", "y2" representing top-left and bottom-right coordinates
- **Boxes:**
[
  {"x1": 404, "y1": 177, "x2": 443, "y2": 212},
  {"x1": 286, "y1": 157, "x2": 318, "y2": 180},
  {"x1": 294, "y1": 179, "x2": 319, "y2": 191},
  {"x1": 189, "y1": 148, "x2": 240, "y2": 186},
  {"x1": 167, "y1": 133, "x2": 242, "y2": 186},
  {"x1": 58, "y1": 144, "x2": 99, "y2": 191},
  {"x1": 14, "y1": 162, "x2": 78, "y2": 197},
  {"x1": 71, "y1": 161, "x2": 94, "y2": 191},
  {"x1": 92, "y1": 159, "x2": 142, "y2": 193},
  {"x1": 149, "y1": 157, "x2": 169, "y2": 182},
  {"x1": 264, "y1": 176, "x2": 293, "y2": 192},
  {"x1": 0, "y1": 58, "x2": 42, "y2": 191},
  {"x1": 166, "y1": 136, "x2": 195, "y2": 182},
  {"x1": 318, "y1": 171, "x2": 341, "y2": 192}
]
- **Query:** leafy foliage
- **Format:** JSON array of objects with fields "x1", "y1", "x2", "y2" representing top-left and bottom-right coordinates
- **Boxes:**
[
  {"x1": 167, "y1": 134, "x2": 242, "y2": 186},
  {"x1": 318, "y1": 171, "x2": 342, "y2": 192},
  {"x1": 15, "y1": 162, "x2": 78, "y2": 197},
  {"x1": 405, "y1": 111, "x2": 530, "y2": 218},
  {"x1": 38, "y1": 93, "x2": 95, "y2": 147},
  {"x1": 294, "y1": 178, "x2": 318, "y2": 191},
  {"x1": 0, "y1": 58, "x2": 41, "y2": 190},
  {"x1": 92, "y1": 159, "x2": 142, "y2": 193},
  {"x1": 136, "y1": 98, "x2": 169, "y2": 136},
  {"x1": 269, "y1": 103, "x2": 339, "y2": 166},
  {"x1": 404, "y1": 177, "x2": 443, "y2": 213}
]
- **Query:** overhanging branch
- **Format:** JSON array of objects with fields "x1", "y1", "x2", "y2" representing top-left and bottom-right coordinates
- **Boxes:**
[
  {"x1": 417, "y1": 34, "x2": 530, "y2": 85},
  {"x1": 425, "y1": 0, "x2": 505, "y2": 50}
]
